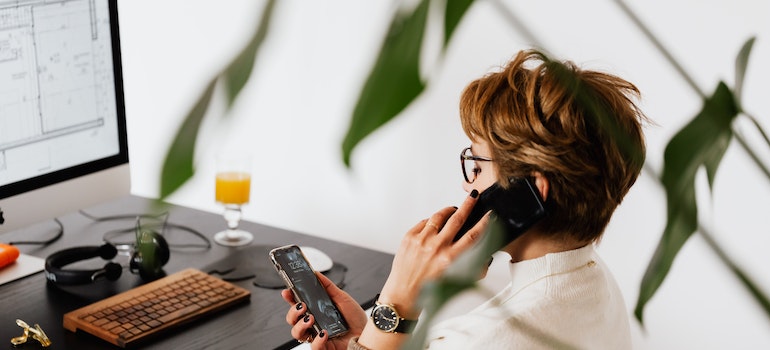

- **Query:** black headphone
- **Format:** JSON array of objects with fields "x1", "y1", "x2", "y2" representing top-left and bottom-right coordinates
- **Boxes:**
[{"x1": 44, "y1": 229, "x2": 170, "y2": 285}]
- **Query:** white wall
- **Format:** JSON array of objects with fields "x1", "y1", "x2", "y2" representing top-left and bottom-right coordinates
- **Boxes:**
[{"x1": 118, "y1": 0, "x2": 770, "y2": 348}]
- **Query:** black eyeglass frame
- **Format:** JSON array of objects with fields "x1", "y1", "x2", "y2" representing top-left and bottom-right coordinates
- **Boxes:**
[{"x1": 460, "y1": 146, "x2": 493, "y2": 184}]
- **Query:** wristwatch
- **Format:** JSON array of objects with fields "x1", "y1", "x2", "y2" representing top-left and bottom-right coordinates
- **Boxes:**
[{"x1": 370, "y1": 297, "x2": 418, "y2": 334}]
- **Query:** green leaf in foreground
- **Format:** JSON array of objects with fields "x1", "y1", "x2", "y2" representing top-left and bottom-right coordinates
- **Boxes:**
[
  {"x1": 733, "y1": 36, "x2": 755, "y2": 105},
  {"x1": 403, "y1": 220, "x2": 506, "y2": 350},
  {"x1": 444, "y1": 0, "x2": 476, "y2": 48},
  {"x1": 159, "y1": 81, "x2": 216, "y2": 200},
  {"x1": 405, "y1": 220, "x2": 579, "y2": 349},
  {"x1": 158, "y1": 1, "x2": 274, "y2": 199},
  {"x1": 634, "y1": 82, "x2": 739, "y2": 325},
  {"x1": 341, "y1": 0, "x2": 429, "y2": 167},
  {"x1": 222, "y1": 0, "x2": 276, "y2": 108}
]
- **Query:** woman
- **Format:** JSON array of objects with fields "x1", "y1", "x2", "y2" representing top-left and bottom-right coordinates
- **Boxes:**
[{"x1": 282, "y1": 49, "x2": 647, "y2": 349}]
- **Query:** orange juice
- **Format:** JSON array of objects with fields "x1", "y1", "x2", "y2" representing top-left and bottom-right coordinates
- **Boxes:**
[{"x1": 215, "y1": 172, "x2": 251, "y2": 204}]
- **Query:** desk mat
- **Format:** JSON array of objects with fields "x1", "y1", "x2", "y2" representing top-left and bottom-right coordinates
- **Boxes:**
[{"x1": 202, "y1": 245, "x2": 347, "y2": 289}]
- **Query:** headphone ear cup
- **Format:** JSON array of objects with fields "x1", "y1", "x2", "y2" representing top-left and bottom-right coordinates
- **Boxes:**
[
  {"x1": 103, "y1": 262, "x2": 123, "y2": 281},
  {"x1": 154, "y1": 232, "x2": 170, "y2": 266},
  {"x1": 98, "y1": 243, "x2": 118, "y2": 260},
  {"x1": 130, "y1": 230, "x2": 170, "y2": 280}
]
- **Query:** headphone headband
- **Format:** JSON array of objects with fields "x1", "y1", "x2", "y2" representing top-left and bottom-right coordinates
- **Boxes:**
[{"x1": 44, "y1": 244, "x2": 121, "y2": 285}]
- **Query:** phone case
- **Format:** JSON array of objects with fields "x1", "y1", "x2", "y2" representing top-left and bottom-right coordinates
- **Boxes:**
[
  {"x1": 269, "y1": 245, "x2": 349, "y2": 338},
  {"x1": 454, "y1": 177, "x2": 547, "y2": 247}
]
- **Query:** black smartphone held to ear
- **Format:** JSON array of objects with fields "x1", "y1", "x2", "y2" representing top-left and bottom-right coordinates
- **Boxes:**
[
  {"x1": 270, "y1": 245, "x2": 349, "y2": 338},
  {"x1": 454, "y1": 177, "x2": 547, "y2": 247}
]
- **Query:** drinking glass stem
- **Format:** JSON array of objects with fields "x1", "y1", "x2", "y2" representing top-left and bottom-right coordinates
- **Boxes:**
[{"x1": 223, "y1": 204, "x2": 242, "y2": 233}]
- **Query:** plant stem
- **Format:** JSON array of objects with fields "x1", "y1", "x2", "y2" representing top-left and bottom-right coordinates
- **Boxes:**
[
  {"x1": 697, "y1": 224, "x2": 770, "y2": 316},
  {"x1": 737, "y1": 112, "x2": 770, "y2": 178},
  {"x1": 489, "y1": 0, "x2": 544, "y2": 49},
  {"x1": 611, "y1": 0, "x2": 705, "y2": 99},
  {"x1": 613, "y1": 0, "x2": 770, "y2": 179},
  {"x1": 742, "y1": 113, "x2": 770, "y2": 150},
  {"x1": 734, "y1": 130, "x2": 770, "y2": 180}
]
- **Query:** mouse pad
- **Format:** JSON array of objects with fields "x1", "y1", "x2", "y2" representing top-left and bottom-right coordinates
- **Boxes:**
[{"x1": 202, "y1": 245, "x2": 348, "y2": 289}]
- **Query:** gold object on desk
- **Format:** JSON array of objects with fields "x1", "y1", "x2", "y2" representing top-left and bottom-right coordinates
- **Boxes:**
[{"x1": 10, "y1": 319, "x2": 52, "y2": 348}]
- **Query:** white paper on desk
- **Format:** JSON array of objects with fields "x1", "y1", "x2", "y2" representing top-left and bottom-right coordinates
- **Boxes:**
[{"x1": 0, "y1": 254, "x2": 45, "y2": 286}]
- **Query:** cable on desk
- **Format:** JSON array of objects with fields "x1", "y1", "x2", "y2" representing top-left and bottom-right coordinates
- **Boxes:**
[
  {"x1": 78, "y1": 210, "x2": 212, "y2": 250},
  {"x1": 77, "y1": 210, "x2": 167, "y2": 222},
  {"x1": 7, "y1": 218, "x2": 64, "y2": 246}
]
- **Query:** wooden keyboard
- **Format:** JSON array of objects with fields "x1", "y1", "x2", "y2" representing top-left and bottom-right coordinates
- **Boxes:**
[{"x1": 63, "y1": 268, "x2": 250, "y2": 348}]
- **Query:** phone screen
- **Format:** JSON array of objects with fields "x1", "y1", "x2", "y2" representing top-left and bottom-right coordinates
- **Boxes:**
[
  {"x1": 270, "y1": 245, "x2": 348, "y2": 338},
  {"x1": 454, "y1": 177, "x2": 546, "y2": 247}
]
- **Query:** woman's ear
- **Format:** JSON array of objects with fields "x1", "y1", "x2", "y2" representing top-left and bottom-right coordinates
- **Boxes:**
[{"x1": 532, "y1": 172, "x2": 549, "y2": 201}]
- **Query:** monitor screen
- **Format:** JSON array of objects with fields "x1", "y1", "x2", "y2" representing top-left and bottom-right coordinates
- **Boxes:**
[{"x1": 0, "y1": 0, "x2": 129, "y2": 232}]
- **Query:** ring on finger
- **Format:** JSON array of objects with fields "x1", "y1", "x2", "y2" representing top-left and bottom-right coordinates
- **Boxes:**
[
  {"x1": 302, "y1": 335, "x2": 313, "y2": 344},
  {"x1": 426, "y1": 220, "x2": 440, "y2": 231}
]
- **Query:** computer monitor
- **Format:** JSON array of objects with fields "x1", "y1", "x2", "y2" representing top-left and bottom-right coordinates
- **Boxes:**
[{"x1": 0, "y1": 0, "x2": 130, "y2": 234}]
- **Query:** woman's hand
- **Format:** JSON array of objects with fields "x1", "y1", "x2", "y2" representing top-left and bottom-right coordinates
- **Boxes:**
[
  {"x1": 281, "y1": 272, "x2": 368, "y2": 350},
  {"x1": 377, "y1": 190, "x2": 489, "y2": 319}
]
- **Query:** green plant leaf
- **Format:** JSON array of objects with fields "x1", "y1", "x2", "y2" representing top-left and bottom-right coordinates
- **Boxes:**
[
  {"x1": 341, "y1": 0, "x2": 429, "y2": 167},
  {"x1": 404, "y1": 220, "x2": 506, "y2": 350},
  {"x1": 222, "y1": 0, "x2": 276, "y2": 108},
  {"x1": 158, "y1": 2, "x2": 274, "y2": 199},
  {"x1": 634, "y1": 82, "x2": 739, "y2": 325},
  {"x1": 731, "y1": 36, "x2": 770, "y2": 176},
  {"x1": 406, "y1": 220, "x2": 580, "y2": 349},
  {"x1": 444, "y1": 0, "x2": 476, "y2": 48},
  {"x1": 159, "y1": 80, "x2": 216, "y2": 200},
  {"x1": 734, "y1": 36, "x2": 755, "y2": 105}
]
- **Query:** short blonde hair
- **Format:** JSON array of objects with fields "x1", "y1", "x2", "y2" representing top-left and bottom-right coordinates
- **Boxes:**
[{"x1": 459, "y1": 50, "x2": 648, "y2": 243}]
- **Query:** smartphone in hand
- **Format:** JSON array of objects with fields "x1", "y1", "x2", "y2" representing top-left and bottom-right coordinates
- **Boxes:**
[
  {"x1": 270, "y1": 245, "x2": 349, "y2": 338},
  {"x1": 454, "y1": 177, "x2": 546, "y2": 247}
]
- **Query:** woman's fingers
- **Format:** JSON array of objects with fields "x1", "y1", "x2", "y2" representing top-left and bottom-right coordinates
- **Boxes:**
[
  {"x1": 284, "y1": 298, "x2": 305, "y2": 325},
  {"x1": 284, "y1": 290, "x2": 316, "y2": 344},
  {"x1": 436, "y1": 189, "x2": 479, "y2": 243},
  {"x1": 309, "y1": 329, "x2": 329, "y2": 349},
  {"x1": 452, "y1": 210, "x2": 491, "y2": 254},
  {"x1": 290, "y1": 313, "x2": 315, "y2": 342},
  {"x1": 410, "y1": 190, "x2": 484, "y2": 251},
  {"x1": 281, "y1": 289, "x2": 296, "y2": 305},
  {"x1": 423, "y1": 206, "x2": 460, "y2": 234}
]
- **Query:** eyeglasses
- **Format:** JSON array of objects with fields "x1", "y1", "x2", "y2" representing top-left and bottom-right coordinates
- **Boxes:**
[{"x1": 460, "y1": 147, "x2": 493, "y2": 184}]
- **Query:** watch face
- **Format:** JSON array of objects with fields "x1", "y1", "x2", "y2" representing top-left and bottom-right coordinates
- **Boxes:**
[{"x1": 372, "y1": 304, "x2": 399, "y2": 332}]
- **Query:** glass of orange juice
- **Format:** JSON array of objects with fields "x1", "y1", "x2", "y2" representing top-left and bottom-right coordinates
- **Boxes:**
[{"x1": 213, "y1": 153, "x2": 253, "y2": 246}]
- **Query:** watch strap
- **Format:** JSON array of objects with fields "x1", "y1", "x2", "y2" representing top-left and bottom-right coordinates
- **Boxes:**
[{"x1": 394, "y1": 317, "x2": 418, "y2": 333}]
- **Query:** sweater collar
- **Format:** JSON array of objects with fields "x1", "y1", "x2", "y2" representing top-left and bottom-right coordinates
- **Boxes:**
[{"x1": 508, "y1": 243, "x2": 595, "y2": 293}]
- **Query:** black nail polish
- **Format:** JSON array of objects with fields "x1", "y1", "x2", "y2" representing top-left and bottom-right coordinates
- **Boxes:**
[
  {"x1": 319, "y1": 330, "x2": 326, "y2": 338},
  {"x1": 304, "y1": 315, "x2": 310, "y2": 323},
  {"x1": 470, "y1": 189, "x2": 479, "y2": 198},
  {"x1": 296, "y1": 303, "x2": 303, "y2": 310}
]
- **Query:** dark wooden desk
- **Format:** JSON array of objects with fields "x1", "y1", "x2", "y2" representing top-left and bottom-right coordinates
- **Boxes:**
[{"x1": 0, "y1": 196, "x2": 393, "y2": 349}]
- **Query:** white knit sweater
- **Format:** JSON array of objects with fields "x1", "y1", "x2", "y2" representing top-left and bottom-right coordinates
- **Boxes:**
[{"x1": 425, "y1": 244, "x2": 631, "y2": 349}]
